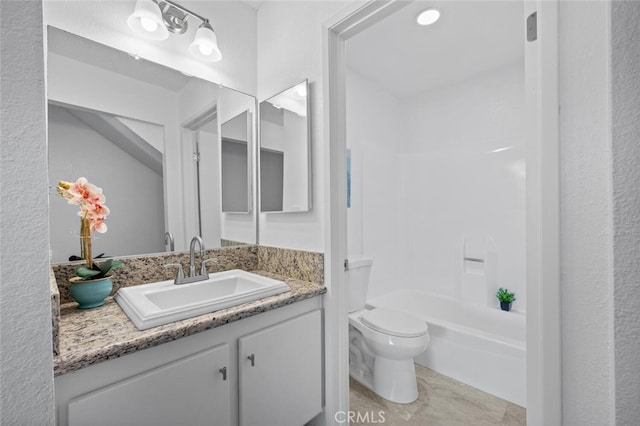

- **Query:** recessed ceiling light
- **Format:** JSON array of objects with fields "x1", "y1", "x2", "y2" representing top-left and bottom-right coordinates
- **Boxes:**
[{"x1": 417, "y1": 9, "x2": 441, "y2": 26}]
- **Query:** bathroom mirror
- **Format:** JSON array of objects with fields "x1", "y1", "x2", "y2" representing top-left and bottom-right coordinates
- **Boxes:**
[
  {"x1": 259, "y1": 80, "x2": 311, "y2": 213},
  {"x1": 47, "y1": 27, "x2": 257, "y2": 262},
  {"x1": 221, "y1": 110, "x2": 252, "y2": 213}
]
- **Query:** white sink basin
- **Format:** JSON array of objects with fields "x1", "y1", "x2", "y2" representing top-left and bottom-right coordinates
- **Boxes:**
[{"x1": 114, "y1": 269, "x2": 290, "y2": 330}]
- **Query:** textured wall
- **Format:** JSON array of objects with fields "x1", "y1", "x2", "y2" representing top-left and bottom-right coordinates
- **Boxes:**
[
  {"x1": 611, "y1": 1, "x2": 640, "y2": 424},
  {"x1": 0, "y1": 0, "x2": 55, "y2": 424},
  {"x1": 559, "y1": 1, "x2": 614, "y2": 424}
]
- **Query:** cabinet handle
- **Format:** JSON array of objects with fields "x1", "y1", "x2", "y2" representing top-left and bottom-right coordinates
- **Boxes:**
[
  {"x1": 247, "y1": 354, "x2": 255, "y2": 367},
  {"x1": 219, "y1": 367, "x2": 227, "y2": 381}
]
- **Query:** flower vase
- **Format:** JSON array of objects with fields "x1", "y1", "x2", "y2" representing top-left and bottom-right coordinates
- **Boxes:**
[{"x1": 69, "y1": 276, "x2": 113, "y2": 309}]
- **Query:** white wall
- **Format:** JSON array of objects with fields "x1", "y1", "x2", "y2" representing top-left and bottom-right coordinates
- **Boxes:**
[
  {"x1": 281, "y1": 110, "x2": 310, "y2": 211},
  {"x1": 198, "y1": 128, "x2": 222, "y2": 248},
  {"x1": 611, "y1": 1, "x2": 640, "y2": 424},
  {"x1": 559, "y1": 1, "x2": 615, "y2": 423},
  {"x1": 116, "y1": 117, "x2": 165, "y2": 153},
  {"x1": 401, "y1": 63, "x2": 525, "y2": 309},
  {"x1": 261, "y1": 109, "x2": 309, "y2": 211},
  {"x1": 346, "y1": 63, "x2": 525, "y2": 309},
  {"x1": 0, "y1": 0, "x2": 55, "y2": 423},
  {"x1": 346, "y1": 68, "x2": 406, "y2": 301},
  {"x1": 48, "y1": 105, "x2": 165, "y2": 261},
  {"x1": 257, "y1": 1, "x2": 363, "y2": 251}
]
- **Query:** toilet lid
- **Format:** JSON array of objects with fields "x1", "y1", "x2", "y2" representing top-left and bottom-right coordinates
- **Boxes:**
[{"x1": 361, "y1": 308, "x2": 427, "y2": 338}]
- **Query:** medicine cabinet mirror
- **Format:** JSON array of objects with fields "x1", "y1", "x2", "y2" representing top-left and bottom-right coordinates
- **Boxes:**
[{"x1": 259, "y1": 80, "x2": 311, "y2": 213}]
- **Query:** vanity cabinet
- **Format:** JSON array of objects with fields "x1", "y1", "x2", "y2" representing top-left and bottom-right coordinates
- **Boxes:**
[
  {"x1": 239, "y1": 310, "x2": 322, "y2": 426},
  {"x1": 67, "y1": 344, "x2": 230, "y2": 426},
  {"x1": 55, "y1": 298, "x2": 322, "y2": 426}
]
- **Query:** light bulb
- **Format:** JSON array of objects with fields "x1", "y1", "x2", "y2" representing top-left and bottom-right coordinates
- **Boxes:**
[
  {"x1": 140, "y1": 17, "x2": 158, "y2": 32},
  {"x1": 199, "y1": 44, "x2": 213, "y2": 56},
  {"x1": 417, "y1": 9, "x2": 441, "y2": 26},
  {"x1": 189, "y1": 22, "x2": 222, "y2": 62},
  {"x1": 127, "y1": 0, "x2": 168, "y2": 40}
]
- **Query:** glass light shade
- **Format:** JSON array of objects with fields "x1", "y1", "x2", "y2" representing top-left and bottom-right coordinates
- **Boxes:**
[
  {"x1": 127, "y1": 0, "x2": 169, "y2": 40},
  {"x1": 189, "y1": 25, "x2": 222, "y2": 62}
]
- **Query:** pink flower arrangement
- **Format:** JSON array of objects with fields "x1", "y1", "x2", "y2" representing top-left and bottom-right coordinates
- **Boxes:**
[
  {"x1": 56, "y1": 177, "x2": 117, "y2": 273},
  {"x1": 57, "y1": 177, "x2": 110, "y2": 233}
]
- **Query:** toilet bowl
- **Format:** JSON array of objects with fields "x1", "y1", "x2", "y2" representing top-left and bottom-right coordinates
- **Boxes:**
[
  {"x1": 347, "y1": 256, "x2": 430, "y2": 404},
  {"x1": 349, "y1": 308, "x2": 430, "y2": 403}
]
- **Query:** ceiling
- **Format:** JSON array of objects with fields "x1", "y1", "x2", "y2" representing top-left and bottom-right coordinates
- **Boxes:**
[
  {"x1": 238, "y1": 0, "x2": 265, "y2": 10},
  {"x1": 346, "y1": 0, "x2": 524, "y2": 99}
]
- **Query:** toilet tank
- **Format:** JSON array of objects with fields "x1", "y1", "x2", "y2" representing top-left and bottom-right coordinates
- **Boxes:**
[{"x1": 347, "y1": 257, "x2": 373, "y2": 313}]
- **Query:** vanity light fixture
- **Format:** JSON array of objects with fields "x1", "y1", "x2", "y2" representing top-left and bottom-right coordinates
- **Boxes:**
[
  {"x1": 127, "y1": 0, "x2": 222, "y2": 62},
  {"x1": 416, "y1": 8, "x2": 441, "y2": 26}
]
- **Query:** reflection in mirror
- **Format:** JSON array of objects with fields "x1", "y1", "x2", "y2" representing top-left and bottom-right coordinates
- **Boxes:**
[
  {"x1": 48, "y1": 102, "x2": 167, "y2": 259},
  {"x1": 259, "y1": 80, "x2": 311, "y2": 213},
  {"x1": 47, "y1": 27, "x2": 257, "y2": 262},
  {"x1": 221, "y1": 111, "x2": 251, "y2": 213}
]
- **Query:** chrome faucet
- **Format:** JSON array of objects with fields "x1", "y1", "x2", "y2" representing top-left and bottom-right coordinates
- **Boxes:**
[
  {"x1": 164, "y1": 236, "x2": 217, "y2": 285},
  {"x1": 164, "y1": 231, "x2": 175, "y2": 252},
  {"x1": 189, "y1": 236, "x2": 204, "y2": 277}
]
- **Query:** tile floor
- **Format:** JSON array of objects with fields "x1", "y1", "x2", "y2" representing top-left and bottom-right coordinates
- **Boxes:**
[{"x1": 349, "y1": 365, "x2": 526, "y2": 426}]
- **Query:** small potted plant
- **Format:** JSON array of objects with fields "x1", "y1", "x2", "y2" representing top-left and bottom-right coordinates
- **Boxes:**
[
  {"x1": 496, "y1": 288, "x2": 516, "y2": 312},
  {"x1": 57, "y1": 177, "x2": 123, "y2": 308}
]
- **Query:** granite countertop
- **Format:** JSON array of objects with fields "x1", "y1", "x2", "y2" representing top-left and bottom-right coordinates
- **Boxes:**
[{"x1": 54, "y1": 270, "x2": 325, "y2": 376}]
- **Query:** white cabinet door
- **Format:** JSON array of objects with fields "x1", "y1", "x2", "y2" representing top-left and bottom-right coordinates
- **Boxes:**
[
  {"x1": 67, "y1": 344, "x2": 230, "y2": 426},
  {"x1": 238, "y1": 310, "x2": 322, "y2": 426}
]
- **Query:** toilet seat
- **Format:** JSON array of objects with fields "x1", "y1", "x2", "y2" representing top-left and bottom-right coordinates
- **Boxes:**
[{"x1": 361, "y1": 308, "x2": 427, "y2": 338}]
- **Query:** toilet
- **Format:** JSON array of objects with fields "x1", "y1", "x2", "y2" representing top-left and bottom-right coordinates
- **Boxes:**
[{"x1": 348, "y1": 257, "x2": 430, "y2": 404}]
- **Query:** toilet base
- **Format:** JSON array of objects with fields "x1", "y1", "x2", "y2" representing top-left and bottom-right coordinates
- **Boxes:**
[
  {"x1": 350, "y1": 356, "x2": 419, "y2": 404},
  {"x1": 373, "y1": 356, "x2": 419, "y2": 404}
]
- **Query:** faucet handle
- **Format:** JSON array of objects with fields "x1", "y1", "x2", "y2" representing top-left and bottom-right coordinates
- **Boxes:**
[
  {"x1": 200, "y1": 258, "x2": 218, "y2": 276},
  {"x1": 164, "y1": 264, "x2": 184, "y2": 283}
]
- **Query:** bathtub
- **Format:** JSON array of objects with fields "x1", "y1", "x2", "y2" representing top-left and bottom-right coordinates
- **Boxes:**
[{"x1": 366, "y1": 290, "x2": 526, "y2": 407}]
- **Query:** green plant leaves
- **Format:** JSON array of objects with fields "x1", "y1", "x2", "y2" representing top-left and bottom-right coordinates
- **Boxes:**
[
  {"x1": 75, "y1": 265, "x2": 101, "y2": 278},
  {"x1": 496, "y1": 287, "x2": 516, "y2": 303},
  {"x1": 75, "y1": 259, "x2": 124, "y2": 280}
]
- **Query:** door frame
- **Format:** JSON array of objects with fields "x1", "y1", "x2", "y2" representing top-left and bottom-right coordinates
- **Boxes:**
[{"x1": 322, "y1": 1, "x2": 560, "y2": 425}]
